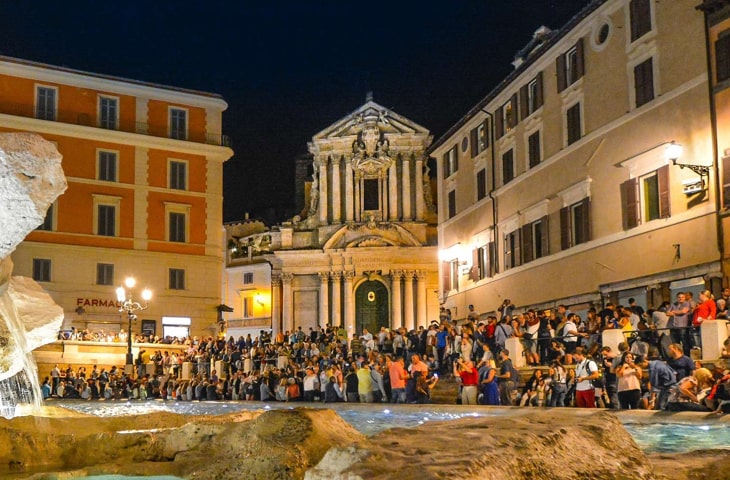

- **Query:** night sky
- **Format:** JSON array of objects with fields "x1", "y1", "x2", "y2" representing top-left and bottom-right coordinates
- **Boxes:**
[{"x1": 0, "y1": 1, "x2": 590, "y2": 223}]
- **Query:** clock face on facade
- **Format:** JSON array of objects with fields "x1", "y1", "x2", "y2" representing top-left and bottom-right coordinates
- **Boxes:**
[
  {"x1": 461, "y1": 136, "x2": 469, "y2": 152},
  {"x1": 367, "y1": 291, "x2": 376, "y2": 302}
]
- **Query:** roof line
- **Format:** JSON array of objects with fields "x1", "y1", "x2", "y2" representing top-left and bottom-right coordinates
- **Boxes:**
[
  {"x1": 428, "y1": 0, "x2": 606, "y2": 155},
  {"x1": 0, "y1": 54, "x2": 225, "y2": 100}
]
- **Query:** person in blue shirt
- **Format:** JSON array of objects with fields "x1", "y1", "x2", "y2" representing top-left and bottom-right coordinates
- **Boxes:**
[{"x1": 435, "y1": 324, "x2": 450, "y2": 372}]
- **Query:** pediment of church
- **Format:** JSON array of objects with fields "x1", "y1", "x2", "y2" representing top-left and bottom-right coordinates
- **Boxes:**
[
  {"x1": 322, "y1": 221, "x2": 422, "y2": 250},
  {"x1": 312, "y1": 100, "x2": 430, "y2": 141}
]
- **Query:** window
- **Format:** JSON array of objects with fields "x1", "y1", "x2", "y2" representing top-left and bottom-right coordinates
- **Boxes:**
[
  {"x1": 495, "y1": 94, "x2": 518, "y2": 139},
  {"x1": 716, "y1": 32, "x2": 730, "y2": 84},
  {"x1": 98, "y1": 151, "x2": 118, "y2": 182},
  {"x1": 32, "y1": 259, "x2": 51, "y2": 282},
  {"x1": 634, "y1": 58, "x2": 654, "y2": 108},
  {"x1": 504, "y1": 229, "x2": 522, "y2": 270},
  {"x1": 520, "y1": 73, "x2": 544, "y2": 119},
  {"x1": 169, "y1": 268, "x2": 185, "y2": 290},
  {"x1": 474, "y1": 243, "x2": 495, "y2": 280},
  {"x1": 443, "y1": 145, "x2": 458, "y2": 178},
  {"x1": 723, "y1": 154, "x2": 730, "y2": 209},
  {"x1": 447, "y1": 190, "x2": 456, "y2": 219},
  {"x1": 470, "y1": 119, "x2": 489, "y2": 158},
  {"x1": 363, "y1": 178, "x2": 379, "y2": 210},
  {"x1": 170, "y1": 108, "x2": 187, "y2": 140},
  {"x1": 521, "y1": 217, "x2": 549, "y2": 263},
  {"x1": 96, "y1": 263, "x2": 114, "y2": 286},
  {"x1": 169, "y1": 160, "x2": 187, "y2": 190},
  {"x1": 620, "y1": 165, "x2": 670, "y2": 229},
  {"x1": 629, "y1": 0, "x2": 652, "y2": 42},
  {"x1": 169, "y1": 212, "x2": 186, "y2": 243},
  {"x1": 243, "y1": 296, "x2": 254, "y2": 318},
  {"x1": 566, "y1": 103, "x2": 582, "y2": 145},
  {"x1": 97, "y1": 205, "x2": 116, "y2": 236},
  {"x1": 441, "y1": 260, "x2": 459, "y2": 292},
  {"x1": 528, "y1": 131, "x2": 541, "y2": 168},
  {"x1": 557, "y1": 39, "x2": 584, "y2": 92},
  {"x1": 476, "y1": 168, "x2": 487, "y2": 201},
  {"x1": 36, "y1": 86, "x2": 57, "y2": 121},
  {"x1": 560, "y1": 198, "x2": 591, "y2": 249},
  {"x1": 502, "y1": 149, "x2": 514, "y2": 184},
  {"x1": 37, "y1": 203, "x2": 54, "y2": 231},
  {"x1": 243, "y1": 272, "x2": 254, "y2": 284},
  {"x1": 99, "y1": 96, "x2": 118, "y2": 130}
]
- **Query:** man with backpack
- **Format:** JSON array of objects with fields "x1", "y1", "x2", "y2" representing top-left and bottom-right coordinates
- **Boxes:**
[
  {"x1": 573, "y1": 347, "x2": 600, "y2": 408},
  {"x1": 496, "y1": 349, "x2": 519, "y2": 406}
]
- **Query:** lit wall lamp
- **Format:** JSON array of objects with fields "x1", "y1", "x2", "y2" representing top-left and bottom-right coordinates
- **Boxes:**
[
  {"x1": 666, "y1": 142, "x2": 710, "y2": 178},
  {"x1": 255, "y1": 293, "x2": 265, "y2": 307}
]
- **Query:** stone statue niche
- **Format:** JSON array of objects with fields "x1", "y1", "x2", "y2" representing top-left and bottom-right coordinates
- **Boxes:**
[{"x1": 0, "y1": 133, "x2": 66, "y2": 418}]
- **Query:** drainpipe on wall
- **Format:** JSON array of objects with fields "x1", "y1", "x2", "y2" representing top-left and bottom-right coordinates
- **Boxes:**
[
  {"x1": 701, "y1": 9, "x2": 726, "y2": 288},
  {"x1": 481, "y1": 108, "x2": 499, "y2": 274}
]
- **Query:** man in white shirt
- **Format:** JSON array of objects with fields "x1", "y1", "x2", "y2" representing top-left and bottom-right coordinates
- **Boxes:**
[{"x1": 573, "y1": 347, "x2": 599, "y2": 408}]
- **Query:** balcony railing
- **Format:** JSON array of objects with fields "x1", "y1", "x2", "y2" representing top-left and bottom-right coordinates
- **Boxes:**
[{"x1": 0, "y1": 102, "x2": 231, "y2": 147}]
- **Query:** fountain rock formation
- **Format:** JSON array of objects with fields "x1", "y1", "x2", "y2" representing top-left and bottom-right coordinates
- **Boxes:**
[{"x1": 0, "y1": 132, "x2": 66, "y2": 416}]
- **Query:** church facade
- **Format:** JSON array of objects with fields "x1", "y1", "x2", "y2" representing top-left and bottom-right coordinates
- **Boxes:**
[{"x1": 223, "y1": 99, "x2": 439, "y2": 339}]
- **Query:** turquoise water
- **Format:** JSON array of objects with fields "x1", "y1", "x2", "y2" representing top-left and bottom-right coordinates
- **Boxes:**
[{"x1": 53, "y1": 400, "x2": 730, "y2": 454}]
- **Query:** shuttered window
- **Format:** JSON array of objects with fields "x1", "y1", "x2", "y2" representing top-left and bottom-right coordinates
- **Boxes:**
[
  {"x1": 443, "y1": 146, "x2": 458, "y2": 178},
  {"x1": 448, "y1": 190, "x2": 456, "y2": 218},
  {"x1": 520, "y1": 73, "x2": 544, "y2": 120},
  {"x1": 620, "y1": 165, "x2": 670, "y2": 229},
  {"x1": 560, "y1": 198, "x2": 591, "y2": 250},
  {"x1": 557, "y1": 39, "x2": 584, "y2": 93},
  {"x1": 528, "y1": 131, "x2": 541, "y2": 168},
  {"x1": 634, "y1": 57, "x2": 654, "y2": 108},
  {"x1": 470, "y1": 120, "x2": 489, "y2": 158},
  {"x1": 476, "y1": 168, "x2": 487, "y2": 201},
  {"x1": 716, "y1": 32, "x2": 730, "y2": 84},
  {"x1": 630, "y1": 0, "x2": 652, "y2": 42},
  {"x1": 521, "y1": 216, "x2": 549, "y2": 262},
  {"x1": 723, "y1": 155, "x2": 730, "y2": 209},
  {"x1": 502, "y1": 149, "x2": 515, "y2": 184},
  {"x1": 566, "y1": 103, "x2": 582, "y2": 145},
  {"x1": 504, "y1": 229, "x2": 522, "y2": 270}
]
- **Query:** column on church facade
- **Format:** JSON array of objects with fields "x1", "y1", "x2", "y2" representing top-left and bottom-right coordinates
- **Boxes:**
[
  {"x1": 344, "y1": 155, "x2": 354, "y2": 222},
  {"x1": 401, "y1": 152, "x2": 412, "y2": 221},
  {"x1": 354, "y1": 172, "x2": 361, "y2": 222},
  {"x1": 343, "y1": 271, "x2": 355, "y2": 334},
  {"x1": 331, "y1": 154, "x2": 341, "y2": 223},
  {"x1": 388, "y1": 156, "x2": 398, "y2": 221},
  {"x1": 271, "y1": 275, "x2": 282, "y2": 338},
  {"x1": 379, "y1": 173, "x2": 386, "y2": 220},
  {"x1": 403, "y1": 270, "x2": 415, "y2": 331},
  {"x1": 318, "y1": 156, "x2": 329, "y2": 225},
  {"x1": 415, "y1": 154, "x2": 424, "y2": 221},
  {"x1": 390, "y1": 270, "x2": 403, "y2": 329},
  {"x1": 318, "y1": 272, "x2": 329, "y2": 329},
  {"x1": 330, "y1": 271, "x2": 342, "y2": 327},
  {"x1": 281, "y1": 273, "x2": 293, "y2": 333},
  {"x1": 416, "y1": 270, "x2": 428, "y2": 327}
]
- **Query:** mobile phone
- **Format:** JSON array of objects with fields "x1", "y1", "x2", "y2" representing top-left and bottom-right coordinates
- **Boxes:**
[{"x1": 433, "y1": 373, "x2": 439, "y2": 378}]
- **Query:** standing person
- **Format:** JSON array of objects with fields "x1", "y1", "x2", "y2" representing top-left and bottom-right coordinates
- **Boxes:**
[
  {"x1": 435, "y1": 324, "x2": 449, "y2": 372},
  {"x1": 692, "y1": 290, "x2": 717, "y2": 348},
  {"x1": 615, "y1": 352, "x2": 642, "y2": 409},
  {"x1": 478, "y1": 358, "x2": 499, "y2": 405},
  {"x1": 496, "y1": 349, "x2": 518, "y2": 406},
  {"x1": 549, "y1": 360, "x2": 568, "y2": 407},
  {"x1": 573, "y1": 347, "x2": 600, "y2": 408},
  {"x1": 600, "y1": 346, "x2": 619, "y2": 409},
  {"x1": 356, "y1": 362, "x2": 373, "y2": 403},
  {"x1": 344, "y1": 365, "x2": 359, "y2": 403},
  {"x1": 494, "y1": 318, "x2": 513, "y2": 355},
  {"x1": 50, "y1": 364, "x2": 61, "y2": 396},
  {"x1": 302, "y1": 366, "x2": 319, "y2": 402},
  {"x1": 667, "y1": 293, "x2": 692, "y2": 356},
  {"x1": 453, "y1": 358, "x2": 479, "y2": 405},
  {"x1": 388, "y1": 356, "x2": 408, "y2": 403},
  {"x1": 645, "y1": 347, "x2": 677, "y2": 411}
]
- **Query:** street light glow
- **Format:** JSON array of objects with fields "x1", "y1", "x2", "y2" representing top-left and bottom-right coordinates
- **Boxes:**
[
  {"x1": 124, "y1": 277, "x2": 136, "y2": 289},
  {"x1": 142, "y1": 288, "x2": 152, "y2": 301},
  {"x1": 116, "y1": 286, "x2": 126, "y2": 303}
]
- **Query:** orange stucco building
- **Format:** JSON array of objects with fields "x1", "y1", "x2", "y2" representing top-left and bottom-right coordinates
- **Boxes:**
[{"x1": 3, "y1": 55, "x2": 233, "y2": 339}]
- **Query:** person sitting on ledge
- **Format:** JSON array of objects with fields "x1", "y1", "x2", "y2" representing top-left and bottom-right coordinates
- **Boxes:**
[{"x1": 666, "y1": 367, "x2": 714, "y2": 412}]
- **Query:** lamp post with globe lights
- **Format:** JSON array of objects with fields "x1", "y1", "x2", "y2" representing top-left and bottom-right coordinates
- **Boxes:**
[{"x1": 116, "y1": 277, "x2": 152, "y2": 373}]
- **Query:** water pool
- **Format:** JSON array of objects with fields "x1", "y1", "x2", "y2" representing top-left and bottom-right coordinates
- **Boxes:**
[{"x1": 51, "y1": 400, "x2": 730, "y2": 454}]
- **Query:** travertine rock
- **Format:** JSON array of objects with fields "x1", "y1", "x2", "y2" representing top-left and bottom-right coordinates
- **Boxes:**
[
  {"x1": 0, "y1": 133, "x2": 66, "y2": 386},
  {"x1": 0, "y1": 407, "x2": 674, "y2": 480},
  {"x1": 0, "y1": 132, "x2": 66, "y2": 258}
]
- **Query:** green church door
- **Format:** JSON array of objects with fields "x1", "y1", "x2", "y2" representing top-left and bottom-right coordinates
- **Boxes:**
[{"x1": 355, "y1": 280, "x2": 389, "y2": 335}]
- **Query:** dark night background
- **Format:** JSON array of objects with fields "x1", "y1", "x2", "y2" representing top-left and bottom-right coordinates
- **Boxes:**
[{"x1": 0, "y1": 1, "x2": 589, "y2": 224}]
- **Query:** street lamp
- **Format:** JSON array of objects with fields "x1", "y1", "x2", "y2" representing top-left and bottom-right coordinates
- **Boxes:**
[{"x1": 116, "y1": 277, "x2": 152, "y2": 374}]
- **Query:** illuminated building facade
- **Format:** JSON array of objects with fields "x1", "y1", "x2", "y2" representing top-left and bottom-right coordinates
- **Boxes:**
[{"x1": 3, "y1": 56, "x2": 233, "y2": 339}]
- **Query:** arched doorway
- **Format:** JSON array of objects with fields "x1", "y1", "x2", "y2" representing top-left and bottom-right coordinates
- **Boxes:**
[{"x1": 355, "y1": 280, "x2": 389, "y2": 335}]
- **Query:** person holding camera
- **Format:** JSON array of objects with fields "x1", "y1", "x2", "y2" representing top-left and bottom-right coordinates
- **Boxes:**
[
  {"x1": 453, "y1": 357, "x2": 479, "y2": 405},
  {"x1": 616, "y1": 351, "x2": 642, "y2": 410}
]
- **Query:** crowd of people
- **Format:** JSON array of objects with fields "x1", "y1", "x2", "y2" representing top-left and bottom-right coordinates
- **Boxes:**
[{"x1": 43, "y1": 288, "x2": 730, "y2": 414}]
